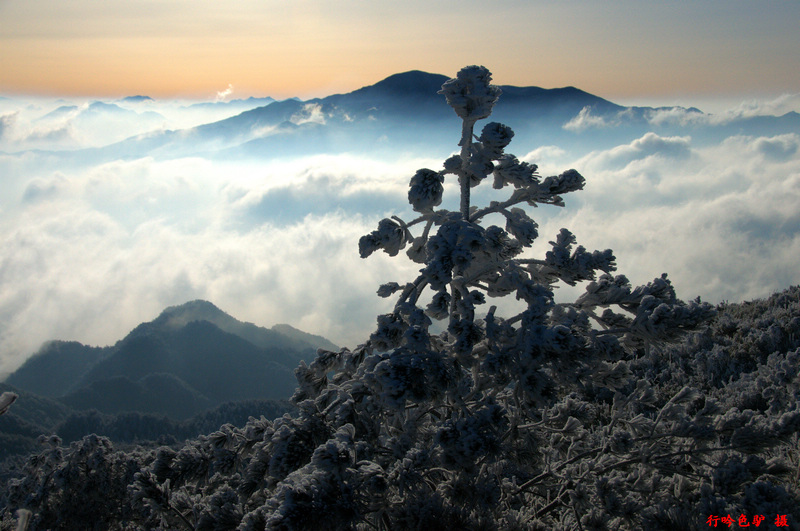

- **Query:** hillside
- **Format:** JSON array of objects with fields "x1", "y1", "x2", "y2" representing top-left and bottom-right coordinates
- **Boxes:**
[
  {"x1": 2, "y1": 285, "x2": 797, "y2": 528},
  {"x1": 3, "y1": 341, "x2": 108, "y2": 398},
  {"x1": 0, "y1": 381, "x2": 294, "y2": 462},
  {"x1": 4, "y1": 300, "x2": 337, "y2": 419}
]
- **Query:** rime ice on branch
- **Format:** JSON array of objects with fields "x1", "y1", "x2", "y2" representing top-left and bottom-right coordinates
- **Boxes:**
[
  {"x1": 359, "y1": 65, "x2": 714, "y2": 365},
  {"x1": 122, "y1": 67, "x2": 777, "y2": 531}
]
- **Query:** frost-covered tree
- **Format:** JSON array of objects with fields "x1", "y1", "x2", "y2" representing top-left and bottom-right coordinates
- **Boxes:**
[
  {"x1": 3, "y1": 66, "x2": 799, "y2": 531},
  {"x1": 358, "y1": 65, "x2": 715, "y2": 389}
]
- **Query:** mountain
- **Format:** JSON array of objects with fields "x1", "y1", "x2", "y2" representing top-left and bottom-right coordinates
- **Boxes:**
[
  {"x1": 19, "y1": 68, "x2": 800, "y2": 165},
  {"x1": 0, "y1": 379, "x2": 295, "y2": 460},
  {"x1": 37, "y1": 101, "x2": 165, "y2": 123},
  {"x1": 83, "y1": 70, "x2": 626, "y2": 160},
  {"x1": 119, "y1": 95, "x2": 154, "y2": 103},
  {"x1": 183, "y1": 96, "x2": 276, "y2": 112},
  {"x1": 4, "y1": 341, "x2": 108, "y2": 397},
  {"x1": 271, "y1": 323, "x2": 338, "y2": 352},
  {"x1": 4, "y1": 300, "x2": 337, "y2": 420},
  {"x1": 60, "y1": 373, "x2": 214, "y2": 420},
  {"x1": 37, "y1": 104, "x2": 80, "y2": 121},
  {"x1": 146, "y1": 299, "x2": 338, "y2": 352},
  {"x1": 0, "y1": 382, "x2": 74, "y2": 460}
]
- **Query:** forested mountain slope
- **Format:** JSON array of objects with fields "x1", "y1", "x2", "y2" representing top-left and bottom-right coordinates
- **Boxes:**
[
  {"x1": 1, "y1": 285, "x2": 797, "y2": 530},
  {"x1": 4, "y1": 300, "x2": 335, "y2": 419}
]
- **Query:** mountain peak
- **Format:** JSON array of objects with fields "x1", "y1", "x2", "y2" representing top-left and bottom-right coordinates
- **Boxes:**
[
  {"x1": 152, "y1": 300, "x2": 338, "y2": 352},
  {"x1": 120, "y1": 95, "x2": 154, "y2": 103},
  {"x1": 157, "y1": 299, "x2": 229, "y2": 329},
  {"x1": 359, "y1": 70, "x2": 449, "y2": 97}
]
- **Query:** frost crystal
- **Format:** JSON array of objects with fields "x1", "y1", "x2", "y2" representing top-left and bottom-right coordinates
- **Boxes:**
[
  {"x1": 438, "y1": 65, "x2": 501, "y2": 122},
  {"x1": 408, "y1": 168, "x2": 444, "y2": 213}
]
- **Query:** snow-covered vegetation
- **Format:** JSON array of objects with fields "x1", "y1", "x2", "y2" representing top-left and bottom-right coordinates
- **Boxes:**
[{"x1": 2, "y1": 67, "x2": 799, "y2": 530}]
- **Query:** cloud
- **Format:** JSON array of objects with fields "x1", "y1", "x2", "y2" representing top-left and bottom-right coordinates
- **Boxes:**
[
  {"x1": 751, "y1": 133, "x2": 799, "y2": 161},
  {"x1": 723, "y1": 93, "x2": 800, "y2": 119},
  {"x1": 0, "y1": 109, "x2": 79, "y2": 149},
  {"x1": 1, "y1": 96, "x2": 799, "y2": 379},
  {"x1": 0, "y1": 95, "x2": 271, "y2": 153},
  {"x1": 0, "y1": 151, "x2": 438, "y2": 375},
  {"x1": 563, "y1": 106, "x2": 617, "y2": 132},
  {"x1": 566, "y1": 94, "x2": 800, "y2": 132},
  {"x1": 21, "y1": 173, "x2": 70, "y2": 203},
  {"x1": 645, "y1": 94, "x2": 800, "y2": 127},
  {"x1": 227, "y1": 153, "x2": 440, "y2": 224},
  {"x1": 0, "y1": 112, "x2": 16, "y2": 140},
  {"x1": 537, "y1": 131, "x2": 800, "y2": 305},
  {"x1": 576, "y1": 132, "x2": 692, "y2": 174},
  {"x1": 291, "y1": 103, "x2": 327, "y2": 125},
  {"x1": 215, "y1": 84, "x2": 235, "y2": 102},
  {"x1": 645, "y1": 107, "x2": 709, "y2": 127}
]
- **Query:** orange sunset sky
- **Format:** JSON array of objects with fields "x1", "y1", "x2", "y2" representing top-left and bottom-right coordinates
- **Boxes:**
[{"x1": 1, "y1": 0, "x2": 799, "y2": 103}]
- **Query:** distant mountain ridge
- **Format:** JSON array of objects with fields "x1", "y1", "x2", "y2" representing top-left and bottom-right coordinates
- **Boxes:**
[
  {"x1": 11, "y1": 68, "x2": 800, "y2": 168},
  {"x1": 4, "y1": 300, "x2": 337, "y2": 420},
  {"x1": 75, "y1": 70, "x2": 628, "y2": 160},
  {"x1": 80, "y1": 68, "x2": 798, "y2": 162},
  {"x1": 182, "y1": 96, "x2": 276, "y2": 111}
]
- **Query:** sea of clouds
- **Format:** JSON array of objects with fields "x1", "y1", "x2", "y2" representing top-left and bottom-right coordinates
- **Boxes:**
[{"x1": 1, "y1": 94, "x2": 798, "y2": 376}]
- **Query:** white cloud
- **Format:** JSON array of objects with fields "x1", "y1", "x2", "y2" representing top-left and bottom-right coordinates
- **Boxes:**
[
  {"x1": 750, "y1": 133, "x2": 799, "y2": 161},
  {"x1": 645, "y1": 94, "x2": 800, "y2": 127},
  {"x1": 575, "y1": 133, "x2": 692, "y2": 179},
  {"x1": 722, "y1": 93, "x2": 800, "y2": 119},
  {"x1": 0, "y1": 151, "x2": 438, "y2": 376},
  {"x1": 0, "y1": 96, "x2": 277, "y2": 153},
  {"x1": 563, "y1": 106, "x2": 617, "y2": 132},
  {"x1": 645, "y1": 107, "x2": 709, "y2": 127},
  {"x1": 539, "y1": 132, "x2": 800, "y2": 306},
  {"x1": 1, "y1": 96, "x2": 799, "y2": 380},
  {"x1": 215, "y1": 84, "x2": 235, "y2": 102},
  {"x1": 0, "y1": 108, "x2": 80, "y2": 150},
  {"x1": 0, "y1": 112, "x2": 17, "y2": 140},
  {"x1": 566, "y1": 94, "x2": 800, "y2": 132},
  {"x1": 291, "y1": 103, "x2": 327, "y2": 126}
]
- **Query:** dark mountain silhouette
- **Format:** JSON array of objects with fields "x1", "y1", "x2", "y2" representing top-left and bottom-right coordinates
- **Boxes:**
[
  {"x1": 81, "y1": 70, "x2": 626, "y2": 160},
  {"x1": 0, "y1": 383, "x2": 72, "y2": 432},
  {"x1": 119, "y1": 95, "x2": 154, "y2": 103},
  {"x1": 5, "y1": 341, "x2": 108, "y2": 397},
  {"x1": 0, "y1": 379, "x2": 294, "y2": 459},
  {"x1": 271, "y1": 323, "x2": 338, "y2": 352},
  {"x1": 78, "y1": 319, "x2": 299, "y2": 407},
  {"x1": 52, "y1": 398, "x2": 294, "y2": 445},
  {"x1": 90, "y1": 69, "x2": 796, "y2": 162},
  {"x1": 219, "y1": 72, "x2": 627, "y2": 157},
  {"x1": 0, "y1": 383, "x2": 74, "y2": 460},
  {"x1": 147, "y1": 299, "x2": 337, "y2": 352},
  {"x1": 60, "y1": 373, "x2": 213, "y2": 420},
  {"x1": 4, "y1": 300, "x2": 337, "y2": 420}
]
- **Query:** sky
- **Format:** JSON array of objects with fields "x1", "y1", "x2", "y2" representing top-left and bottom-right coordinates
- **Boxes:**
[
  {"x1": 2, "y1": 0, "x2": 800, "y2": 103},
  {"x1": 0, "y1": 1, "x2": 799, "y2": 377}
]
